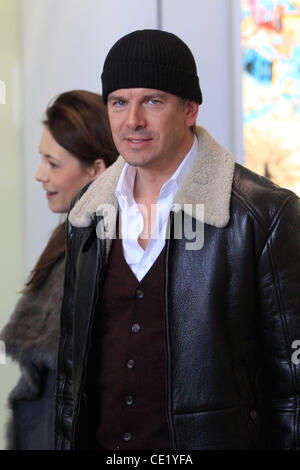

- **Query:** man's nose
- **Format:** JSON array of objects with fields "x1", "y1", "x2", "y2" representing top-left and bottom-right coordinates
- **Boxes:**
[
  {"x1": 125, "y1": 104, "x2": 146, "y2": 130},
  {"x1": 35, "y1": 161, "x2": 49, "y2": 183}
]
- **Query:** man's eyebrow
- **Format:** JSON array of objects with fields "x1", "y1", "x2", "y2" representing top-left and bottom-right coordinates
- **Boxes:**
[
  {"x1": 108, "y1": 92, "x2": 167, "y2": 102},
  {"x1": 143, "y1": 93, "x2": 166, "y2": 100},
  {"x1": 107, "y1": 94, "x2": 126, "y2": 102}
]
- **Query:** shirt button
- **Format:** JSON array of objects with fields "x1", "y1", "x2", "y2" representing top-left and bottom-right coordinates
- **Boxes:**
[
  {"x1": 131, "y1": 323, "x2": 141, "y2": 333},
  {"x1": 123, "y1": 432, "x2": 132, "y2": 442},
  {"x1": 125, "y1": 395, "x2": 134, "y2": 406},
  {"x1": 126, "y1": 359, "x2": 135, "y2": 369},
  {"x1": 136, "y1": 289, "x2": 144, "y2": 299}
]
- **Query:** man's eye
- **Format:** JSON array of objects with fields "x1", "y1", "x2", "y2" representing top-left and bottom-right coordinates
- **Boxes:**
[
  {"x1": 49, "y1": 161, "x2": 58, "y2": 168},
  {"x1": 114, "y1": 100, "x2": 125, "y2": 107},
  {"x1": 149, "y1": 99, "x2": 161, "y2": 105}
]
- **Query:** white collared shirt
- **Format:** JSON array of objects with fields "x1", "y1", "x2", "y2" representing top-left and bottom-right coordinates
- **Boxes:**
[{"x1": 115, "y1": 136, "x2": 198, "y2": 281}]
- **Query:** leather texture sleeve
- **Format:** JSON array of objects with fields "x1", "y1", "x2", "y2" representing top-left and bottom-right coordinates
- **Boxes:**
[
  {"x1": 257, "y1": 195, "x2": 300, "y2": 449},
  {"x1": 54, "y1": 183, "x2": 92, "y2": 450},
  {"x1": 54, "y1": 220, "x2": 75, "y2": 450}
]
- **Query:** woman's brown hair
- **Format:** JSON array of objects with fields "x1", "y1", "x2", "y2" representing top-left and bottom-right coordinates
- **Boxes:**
[{"x1": 25, "y1": 90, "x2": 118, "y2": 292}]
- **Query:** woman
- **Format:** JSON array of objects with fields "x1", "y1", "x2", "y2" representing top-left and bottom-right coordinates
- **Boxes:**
[{"x1": 0, "y1": 90, "x2": 118, "y2": 449}]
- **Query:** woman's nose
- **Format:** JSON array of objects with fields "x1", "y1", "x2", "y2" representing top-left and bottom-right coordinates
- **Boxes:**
[{"x1": 35, "y1": 161, "x2": 49, "y2": 183}]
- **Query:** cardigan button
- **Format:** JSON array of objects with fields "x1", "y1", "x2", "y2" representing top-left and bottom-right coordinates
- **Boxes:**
[
  {"x1": 125, "y1": 395, "x2": 134, "y2": 406},
  {"x1": 136, "y1": 289, "x2": 144, "y2": 299},
  {"x1": 126, "y1": 359, "x2": 135, "y2": 369},
  {"x1": 123, "y1": 432, "x2": 132, "y2": 442},
  {"x1": 249, "y1": 410, "x2": 258, "y2": 421},
  {"x1": 131, "y1": 323, "x2": 141, "y2": 333}
]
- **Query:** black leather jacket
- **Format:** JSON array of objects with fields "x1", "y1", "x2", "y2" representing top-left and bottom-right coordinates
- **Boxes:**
[{"x1": 55, "y1": 128, "x2": 300, "y2": 450}]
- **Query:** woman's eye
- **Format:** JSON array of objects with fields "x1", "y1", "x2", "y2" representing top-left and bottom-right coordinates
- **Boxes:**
[{"x1": 49, "y1": 161, "x2": 58, "y2": 168}]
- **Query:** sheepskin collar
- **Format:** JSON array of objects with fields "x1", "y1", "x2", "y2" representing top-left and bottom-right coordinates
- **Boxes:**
[
  {"x1": 69, "y1": 126, "x2": 235, "y2": 231},
  {"x1": 0, "y1": 257, "x2": 65, "y2": 371}
]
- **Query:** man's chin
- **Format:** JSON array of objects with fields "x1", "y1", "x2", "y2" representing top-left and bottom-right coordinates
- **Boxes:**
[
  {"x1": 122, "y1": 154, "x2": 152, "y2": 168},
  {"x1": 125, "y1": 160, "x2": 147, "y2": 168},
  {"x1": 125, "y1": 158, "x2": 151, "y2": 168}
]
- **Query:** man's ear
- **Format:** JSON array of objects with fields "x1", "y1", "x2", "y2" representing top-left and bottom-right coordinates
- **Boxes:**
[
  {"x1": 86, "y1": 158, "x2": 106, "y2": 178},
  {"x1": 184, "y1": 101, "x2": 199, "y2": 127}
]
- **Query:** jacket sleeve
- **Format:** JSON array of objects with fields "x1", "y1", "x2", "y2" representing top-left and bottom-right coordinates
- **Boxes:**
[
  {"x1": 54, "y1": 184, "x2": 92, "y2": 450},
  {"x1": 54, "y1": 219, "x2": 76, "y2": 450},
  {"x1": 257, "y1": 194, "x2": 300, "y2": 449},
  {"x1": 54, "y1": 182, "x2": 93, "y2": 450}
]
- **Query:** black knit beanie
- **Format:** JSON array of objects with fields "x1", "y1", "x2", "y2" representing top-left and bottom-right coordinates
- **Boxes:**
[{"x1": 101, "y1": 29, "x2": 202, "y2": 105}]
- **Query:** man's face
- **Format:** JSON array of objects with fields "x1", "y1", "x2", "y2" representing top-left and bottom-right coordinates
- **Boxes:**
[{"x1": 107, "y1": 88, "x2": 198, "y2": 172}]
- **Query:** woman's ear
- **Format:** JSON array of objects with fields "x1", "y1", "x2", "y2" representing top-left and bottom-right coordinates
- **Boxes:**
[{"x1": 87, "y1": 158, "x2": 106, "y2": 178}]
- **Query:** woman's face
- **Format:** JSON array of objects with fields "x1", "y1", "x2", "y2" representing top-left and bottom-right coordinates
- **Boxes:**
[{"x1": 36, "y1": 127, "x2": 102, "y2": 213}]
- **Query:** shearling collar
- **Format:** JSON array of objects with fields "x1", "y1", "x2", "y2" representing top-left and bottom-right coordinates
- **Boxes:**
[{"x1": 69, "y1": 126, "x2": 235, "y2": 231}]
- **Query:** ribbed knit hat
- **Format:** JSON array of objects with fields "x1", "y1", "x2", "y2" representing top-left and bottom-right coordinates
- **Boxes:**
[{"x1": 101, "y1": 29, "x2": 202, "y2": 105}]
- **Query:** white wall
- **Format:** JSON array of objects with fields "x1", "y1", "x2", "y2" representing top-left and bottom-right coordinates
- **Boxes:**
[{"x1": 0, "y1": 0, "x2": 23, "y2": 451}]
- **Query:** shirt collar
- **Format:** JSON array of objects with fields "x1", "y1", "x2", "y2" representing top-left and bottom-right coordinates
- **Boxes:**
[
  {"x1": 115, "y1": 163, "x2": 136, "y2": 209},
  {"x1": 160, "y1": 135, "x2": 198, "y2": 196}
]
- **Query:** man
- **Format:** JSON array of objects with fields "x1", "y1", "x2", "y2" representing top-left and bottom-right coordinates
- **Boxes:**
[{"x1": 55, "y1": 30, "x2": 300, "y2": 450}]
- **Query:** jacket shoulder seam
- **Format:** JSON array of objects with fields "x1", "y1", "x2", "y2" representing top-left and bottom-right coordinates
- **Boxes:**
[
  {"x1": 257, "y1": 195, "x2": 298, "y2": 260},
  {"x1": 231, "y1": 190, "x2": 267, "y2": 234},
  {"x1": 232, "y1": 190, "x2": 297, "y2": 245}
]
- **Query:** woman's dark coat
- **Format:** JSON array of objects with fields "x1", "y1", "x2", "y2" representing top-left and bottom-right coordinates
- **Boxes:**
[{"x1": 0, "y1": 258, "x2": 64, "y2": 450}]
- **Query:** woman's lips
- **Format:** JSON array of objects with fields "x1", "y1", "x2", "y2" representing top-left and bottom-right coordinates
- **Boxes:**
[{"x1": 46, "y1": 191, "x2": 58, "y2": 199}]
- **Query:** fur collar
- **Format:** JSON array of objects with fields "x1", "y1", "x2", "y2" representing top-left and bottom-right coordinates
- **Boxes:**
[
  {"x1": 0, "y1": 257, "x2": 65, "y2": 372},
  {"x1": 69, "y1": 126, "x2": 235, "y2": 230}
]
